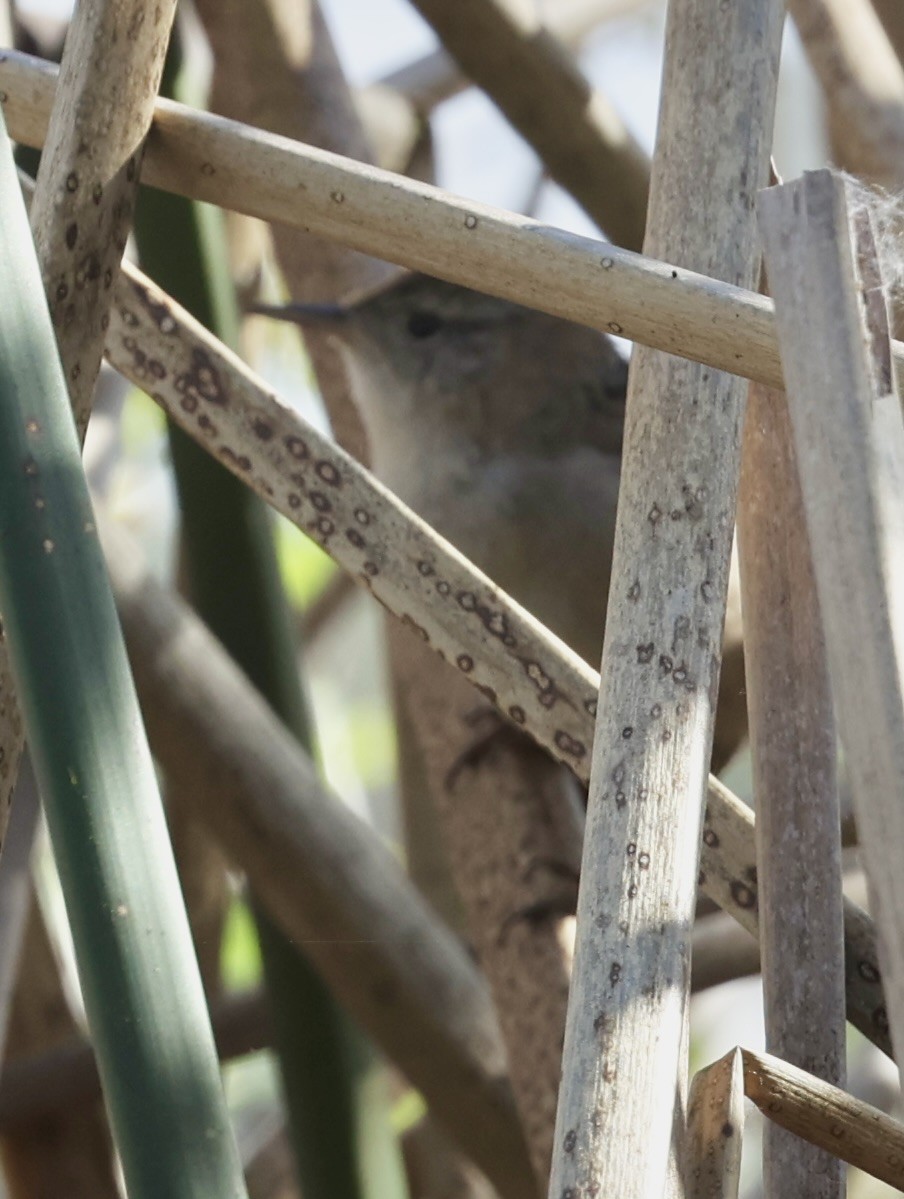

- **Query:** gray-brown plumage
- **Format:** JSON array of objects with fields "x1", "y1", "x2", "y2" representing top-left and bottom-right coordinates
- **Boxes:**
[
  {"x1": 256, "y1": 272, "x2": 629, "y2": 670},
  {"x1": 255, "y1": 274, "x2": 745, "y2": 771}
]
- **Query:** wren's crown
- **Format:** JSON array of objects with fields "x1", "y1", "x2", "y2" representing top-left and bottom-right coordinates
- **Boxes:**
[{"x1": 252, "y1": 272, "x2": 629, "y2": 456}]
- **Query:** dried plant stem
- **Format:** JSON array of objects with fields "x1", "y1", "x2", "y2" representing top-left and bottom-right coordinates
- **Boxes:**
[
  {"x1": 738, "y1": 376, "x2": 845, "y2": 1199},
  {"x1": 0, "y1": 987, "x2": 271, "y2": 1127},
  {"x1": 0, "y1": 49, "x2": 798, "y2": 390},
  {"x1": 549, "y1": 3, "x2": 784, "y2": 1195},
  {"x1": 2, "y1": 903, "x2": 118, "y2": 1199},
  {"x1": 0, "y1": 905, "x2": 763, "y2": 1128},
  {"x1": 686, "y1": 1049, "x2": 745, "y2": 1199},
  {"x1": 404, "y1": 0, "x2": 649, "y2": 248},
  {"x1": 191, "y1": 0, "x2": 387, "y2": 461},
  {"x1": 95, "y1": 253, "x2": 890, "y2": 1058},
  {"x1": 689, "y1": 913, "x2": 759, "y2": 994},
  {"x1": 0, "y1": 42, "x2": 900, "y2": 389},
  {"x1": 29, "y1": 0, "x2": 176, "y2": 432},
  {"x1": 873, "y1": 0, "x2": 904, "y2": 63},
  {"x1": 788, "y1": 0, "x2": 904, "y2": 186},
  {"x1": 0, "y1": 753, "x2": 38, "y2": 1060},
  {"x1": 381, "y1": 0, "x2": 650, "y2": 114},
  {"x1": 760, "y1": 169, "x2": 904, "y2": 1086},
  {"x1": 402, "y1": 1119, "x2": 497, "y2": 1199},
  {"x1": 741, "y1": 1048, "x2": 904, "y2": 1190},
  {"x1": 169, "y1": 545, "x2": 231, "y2": 996}
]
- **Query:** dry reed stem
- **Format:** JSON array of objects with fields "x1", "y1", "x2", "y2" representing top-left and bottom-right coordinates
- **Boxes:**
[
  {"x1": 2, "y1": 904, "x2": 118, "y2": 1199},
  {"x1": 95, "y1": 253, "x2": 890, "y2": 1058},
  {"x1": 0, "y1": 899, "x2": 752, "y2": 1128},
  {"x1": 689, "y1": 913, "x2": 760, "y2": 994},
  {"x1": 381, "y1": 0, "x2": 650, "y2": 114},
  {"x1": 686, "y1": 1049, "x2": 745, "y2": 1199},
  {"x1": 0, "y1": 43, "x2": 899, "y2": 388},
  {"x1": 191, "y1": 0, "x2": 385, "y2": 460},
  {"x1": 0, "y1": 988, "x2": 271, "y2": 1127},
  {"x1": 0, "y1": 48, "x2": 804, "y2": 391},
  {"x1": 741, "y1": 1048, "x2": 904, "y2": 1190},
  {"x1": 401, "y1": 1118, "x2": 497, "y2": 1199},
  {"x1": 873, "y1": 0, "x2": 904, "y2": 64},
  {"x1": 789, "y1": 0, "x2": 904, "y2": 187},
  {"x1": 760, "y1": 168, "x2": 904, "y2": 1086},
  {"x1": 738, "y1": 377, "x2": 845, "y2": 1199},
  {"x1": 166, "y1": 549, "x2": 231, "y2": 999},
  {"x1": 0, "y1": 758, "x2": 39, "y2": 1062},
  {"x1": 29, "y1": 0, "x2": 177, "y2": 433},
  {"x1": 0, "y1": 46, "x2": 901, "y2": 407},
  {"x1": 403, "y1": 0, "x2": 649, "y2": 248},
  {"x1": 550, "y1": 3, "x2": 784, "y2": 1196}
]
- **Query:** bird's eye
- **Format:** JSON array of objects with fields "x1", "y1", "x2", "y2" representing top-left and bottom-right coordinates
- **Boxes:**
[{"x1": 406, "y1": 311, "x2": 444, "y2": 338}]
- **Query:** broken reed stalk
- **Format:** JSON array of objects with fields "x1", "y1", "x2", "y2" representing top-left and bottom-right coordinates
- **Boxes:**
[
  {"x1": 91, "y1": 250, "x2": 890, "y2": 1057},
  {"x1": 549, "y1": 4, "x2": 784, "y2": 1197},
  {"x1": 403, "y1": 0, "x2": 649, "y2": 249},
  {"x1": 686, "y1": 1044, "x2": 904, "y2": 1194},
  {"x1": 760, "y1": 168, "x2": 904, "y2": 1090},
  {"x1": 686, "y1": 1048, "x2": 745, "y2": 1199},
  {"x1": 738, "y1": 373, "x2": 845, "y2": 1199},
  {"x1": 0, "y1": 113, "x2": 246, "y2": 1199},
  {"x1": 741, "y1": 1048, "x2": 904, "y2": 1191}
]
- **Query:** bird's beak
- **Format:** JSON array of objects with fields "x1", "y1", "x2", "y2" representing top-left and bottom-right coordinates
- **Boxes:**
[{"x1": 247, "y1": 301, "x2": 349, "y2": 327}]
